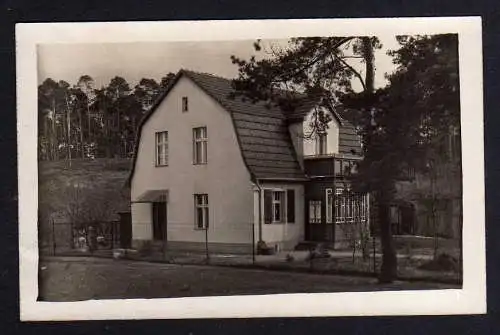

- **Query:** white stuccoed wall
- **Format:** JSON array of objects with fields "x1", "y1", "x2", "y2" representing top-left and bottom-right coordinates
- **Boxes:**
[
  {"x1": 253, "y1": 182, "x2": 305, "y2": 251},
  {"x1": 131, "y1": 202, "x2": 153, "y2": 240},
  {"x1": 130, "y1": 75, "x2": 254, "y2": 246}
]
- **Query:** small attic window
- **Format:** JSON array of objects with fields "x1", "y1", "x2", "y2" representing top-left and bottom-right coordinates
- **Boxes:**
[{"x1": 182, "y1": 97, "x2": 188, "y2": 112}]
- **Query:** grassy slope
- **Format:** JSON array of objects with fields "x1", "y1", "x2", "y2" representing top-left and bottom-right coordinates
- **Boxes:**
[{"x1": 38, "y1": 158, "x2": 132, "y2": 248}]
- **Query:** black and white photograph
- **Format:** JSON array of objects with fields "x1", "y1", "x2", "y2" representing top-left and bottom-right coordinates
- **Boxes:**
[{"x1": 17, "y1": 18, "x2": 485, "y2": 320}]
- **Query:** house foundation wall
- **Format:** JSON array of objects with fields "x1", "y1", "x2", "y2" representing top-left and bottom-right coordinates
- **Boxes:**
[{"x1": 132, "y1": 239, "x2": 254, "y2": 254}]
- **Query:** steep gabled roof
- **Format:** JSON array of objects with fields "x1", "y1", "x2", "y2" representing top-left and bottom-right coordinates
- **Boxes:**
[
  {"x1": 128, "y1": 69, "x2": 307, "y2": 185},
  {"x1": 128, "y1": 69, "x2": 363, "y2": 185},
  {"x1": 183, "y1": 70, "x2": 307, "y2": 181}
]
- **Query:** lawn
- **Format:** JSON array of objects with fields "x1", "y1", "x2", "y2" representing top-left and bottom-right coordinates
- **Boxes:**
[{"x1": 38, "y1": 257, "x2": 459, "y2": 301}]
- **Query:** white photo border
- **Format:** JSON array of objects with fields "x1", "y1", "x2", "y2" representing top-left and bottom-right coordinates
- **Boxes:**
[{"x1": 17, "y1": 17, "x2": 486, "y2": 321}]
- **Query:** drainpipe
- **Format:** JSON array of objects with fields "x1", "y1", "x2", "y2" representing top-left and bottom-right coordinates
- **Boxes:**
[{"x1": 254, "y1": 176, "x2": 263, "y2": 242}]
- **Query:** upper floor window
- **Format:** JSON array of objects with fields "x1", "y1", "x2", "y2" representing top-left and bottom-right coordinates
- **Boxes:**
[
  {"x1": 193, "y1": 127, "x2": 207, "y2": 164},
  {"x1": 155, "y1": 131, "x2": 168, "y2": 166},
  {"x1": 182, "y1": 96, "x2": 189, "y2": 112},
  {"x1": 315, "y1": 132, "x2": 327, "y2": 155}
]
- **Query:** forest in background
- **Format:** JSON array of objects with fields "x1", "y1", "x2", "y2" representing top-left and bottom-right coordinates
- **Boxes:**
[{"x1": 37, "y1": 72, "x2": 176, "y2": 162}]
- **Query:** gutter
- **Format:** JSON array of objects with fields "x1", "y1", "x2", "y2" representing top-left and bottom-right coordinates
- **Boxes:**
[{"x1": 252, "y1": 175, "x2": 263, "y2": 243}]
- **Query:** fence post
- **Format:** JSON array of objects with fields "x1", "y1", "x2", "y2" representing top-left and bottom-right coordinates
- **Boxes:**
[
  {"x1": 52, "y1": 219, "x2": 56, "y2": 256},
  {"x1": 205, "y1": 226, "x2": 209, "y2": 264},
  {"x1": 252, "y1": 223, "x2": 255, "y2": 265},
  {"x1": 162, "y1": 224, "x2": 166, "y2": 262}
]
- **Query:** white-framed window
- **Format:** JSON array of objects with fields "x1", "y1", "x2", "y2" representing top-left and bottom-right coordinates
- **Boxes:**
[
  {"x1": 335, "y1": 188, "x2": 344, "y2": 224},
  {"x1": 315, "y1": 132, "x2": 327, "y2": 155},
  {"x1": 193, "y1": 126, "x2": 208, "y2": 164},
  {"x1": 155, "y1": 131, "x2": 168, "y2": 166},
  {"x1": 182, "y1": 96, "x2": 189, "y2": 112},
  {"x1": 345, "y1": 193, "x2": 353, "y2": 223},
  {"x1": 264, "y1": 189, "x2": 295, "y2": 224},
  {"x1": 339, "y1": 192, "x2": 346, "y2": 224},
  {"x1": 272, "y1": 191, "x2": 284, "y2": 223},
  {"x1": 309, "y1": 200, "x2": 322, "y2": 223},
  {"x1": 326, "y1": 188, "x2": 369, "y2": 225},
  {"x1": 326, "y1": 189, "x2": 333, "y2": 223},
  {"x1": 194, "y1": 194, "x2": 209, "y2": 229},
  {"x1": 361, "y1": 194, "x2": 368, "y2": 220}
]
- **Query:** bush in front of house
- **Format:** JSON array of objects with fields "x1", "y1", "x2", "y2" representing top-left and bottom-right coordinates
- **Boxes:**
[
  {"x1": 305, "y1": 243, "x2": 331, "y2": 261},
  {"x1": 418, "y1": 253, "x2": 460, "y2": 272},
  {"x1": 256, "y1": 240, "x2": 275, "y2": 255}
]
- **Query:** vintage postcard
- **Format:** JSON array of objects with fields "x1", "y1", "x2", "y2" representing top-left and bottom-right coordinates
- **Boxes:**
[{"x1": 17, "y1": 17, "x2": 485, "y2": 320}]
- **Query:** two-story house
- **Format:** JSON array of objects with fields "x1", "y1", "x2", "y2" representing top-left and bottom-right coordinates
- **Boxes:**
[{"x1": 128, "y1": 69, "x2": 369, "y2": 254}]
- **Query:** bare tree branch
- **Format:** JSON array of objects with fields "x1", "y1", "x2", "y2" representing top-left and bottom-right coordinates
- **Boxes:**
[{"x1": 337, "y1": 56, "x2": 367, "y2": 91}]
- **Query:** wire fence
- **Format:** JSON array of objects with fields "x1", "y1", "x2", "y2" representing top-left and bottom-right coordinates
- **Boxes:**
[
  {"x1": 39, "y1": 219, "x2": 121, "y2": 256},
  {"x1": 39, "y1": 219, "x2": 462, "y2": 282}
]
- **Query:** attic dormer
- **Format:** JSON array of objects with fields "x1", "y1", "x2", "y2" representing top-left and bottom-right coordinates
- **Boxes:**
[
  {"x1": 288, "y1": 106, "x2": 343, "y2": 165},
  {"x1": 302, "y1": 106, "x2": 340, "y2": 157}
]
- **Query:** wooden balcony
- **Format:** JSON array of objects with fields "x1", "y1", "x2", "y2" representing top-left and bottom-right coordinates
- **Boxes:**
[{"x1": 303, "y1": 153, "x2": 362, "y2": 178}]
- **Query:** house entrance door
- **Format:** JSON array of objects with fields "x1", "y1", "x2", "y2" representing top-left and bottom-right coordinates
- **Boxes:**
[{"x1": 152, "y1": 202, "x2": 167, "y2": 241}]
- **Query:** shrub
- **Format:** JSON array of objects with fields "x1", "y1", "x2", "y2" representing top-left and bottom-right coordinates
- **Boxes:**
[
  {"x1": 306, "y1": 243, "x2": 330, "y2": 261},
  {"x1": 418, "y1": 253, "x2": 459, "y2": 272}
]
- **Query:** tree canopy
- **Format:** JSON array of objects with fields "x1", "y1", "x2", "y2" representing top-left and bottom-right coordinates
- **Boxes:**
[{"x1": 37, "y1": 73, "x2": 175, "y2": 161}]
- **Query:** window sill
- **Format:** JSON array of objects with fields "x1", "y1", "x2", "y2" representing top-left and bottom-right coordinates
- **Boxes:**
[
  {"x1": 194, "y1": 227, "x2": 208, "y2": 231},
  {"x1": 193, "y1": 162, "x2": 208, "y2": 165},
  {"x1": 155, "y1": 164, "x2": 169, "y2": 167}
]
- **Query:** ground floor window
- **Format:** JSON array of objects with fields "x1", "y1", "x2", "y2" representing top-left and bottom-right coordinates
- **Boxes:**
[
  {"x1": 194, "y1": 194, "x2": 209, "y2": 229},
  {"x1": 325, "y1": 188, "x2": 368, "y2": 224},
  {"x1": 264, "y1": 189, "x2": 295, "y2": 224},
  {"x1": 272, "y1": 191, "x2": 284, "y2": 222},
  {"x1": 309, "y1": 200, "x2": 322, "y2": 223}
]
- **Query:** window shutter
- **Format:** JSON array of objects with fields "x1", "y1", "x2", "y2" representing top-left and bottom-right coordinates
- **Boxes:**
[
  {"x1": 287, "y1": 189, "x2": 295, "y2": 223},
  {"x1": 264, "y1": 190, "x2": 272, "y2": 224}
]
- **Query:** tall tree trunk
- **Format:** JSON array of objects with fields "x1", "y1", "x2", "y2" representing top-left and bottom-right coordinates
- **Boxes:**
[
  {"x1": 117, "y1": 108, "x2": 121, "y2": 158},
  {"x1": 87, "y1": 104, "x2": 92, "y2": 148},
  {"x1": 377, "y1": 193, "x2": 397, "y2": 283},
  {"x1": 65, "y1": 94, "x2": 72, "y2": 167},
  {"x1": 362, "y1": 37, "x2": 375, "y2": 92},
  {"x1": 51, "y1": 99, "x2": 57, "y2": 161},
  {"x1": 44, "y1": 116, "x2": 50, "y2": 161},
  {"x1": 105, "y1": 115, "x2": 111, "y2": 158},
  {"x1": 79, "y1": 109, "x2": 84, "y2": 159},
  {"x1": 361, "y1": 36, "x2": 397, "y2": 282}
]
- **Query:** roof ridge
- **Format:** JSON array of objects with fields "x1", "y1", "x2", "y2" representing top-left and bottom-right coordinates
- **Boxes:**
[{"x1": 181, "y1": 68, "x2": 234, "y2": 82}]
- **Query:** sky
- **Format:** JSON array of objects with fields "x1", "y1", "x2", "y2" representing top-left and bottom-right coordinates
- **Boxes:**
[{"x1": 37, "y1": 36, "x2": 401, "y2": 91}]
